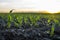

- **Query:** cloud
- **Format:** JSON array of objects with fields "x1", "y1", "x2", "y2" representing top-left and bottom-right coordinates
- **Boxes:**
[{"x1": 0, "y1": 0, "x2": 60, "y2": 13}]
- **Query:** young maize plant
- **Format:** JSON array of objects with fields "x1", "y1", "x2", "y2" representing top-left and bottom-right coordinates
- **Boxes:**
[
  {"x1": 50, "y1": 25, "x2": 55, "y2": 37},
  {"x1": 7, "y1": 14, "x2": 12, "y2": 28},
  {"x1": 50, "y1": 16, "x2": 55, "y2": 37}
]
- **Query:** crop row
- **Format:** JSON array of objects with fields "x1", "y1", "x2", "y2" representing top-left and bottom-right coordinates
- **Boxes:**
[{"x1": 0, "y1": 14, "x2": 60, "y2": 40}]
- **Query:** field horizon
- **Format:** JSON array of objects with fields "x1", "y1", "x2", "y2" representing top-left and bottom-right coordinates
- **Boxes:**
[{"x1": 0, "y1": 12, "x2": 60, "y2": 14}]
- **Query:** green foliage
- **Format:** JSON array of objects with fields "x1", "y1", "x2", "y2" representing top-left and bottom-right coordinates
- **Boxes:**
[
  {"x1": 48, "y1": 20, "x2": 50, "y2": 23},
  {"x1": 7, "y1": 15, "x2": 12, "y2": 28},
  {"x1": 0, "y1": 13, "x2": 59, "y2": 33},
  {"x1": 50, "y1": 24, "x2": 55, "y2": 37}
]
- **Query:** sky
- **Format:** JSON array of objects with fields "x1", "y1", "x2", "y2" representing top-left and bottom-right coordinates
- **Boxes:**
[{"x1": 0, "y1": 0, "x2": 60, "y2": 13}]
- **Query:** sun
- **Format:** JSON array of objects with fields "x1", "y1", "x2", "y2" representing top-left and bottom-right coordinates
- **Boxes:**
[{"x1": 48, "y1": 10, "x2": 58, "y2": 13}]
